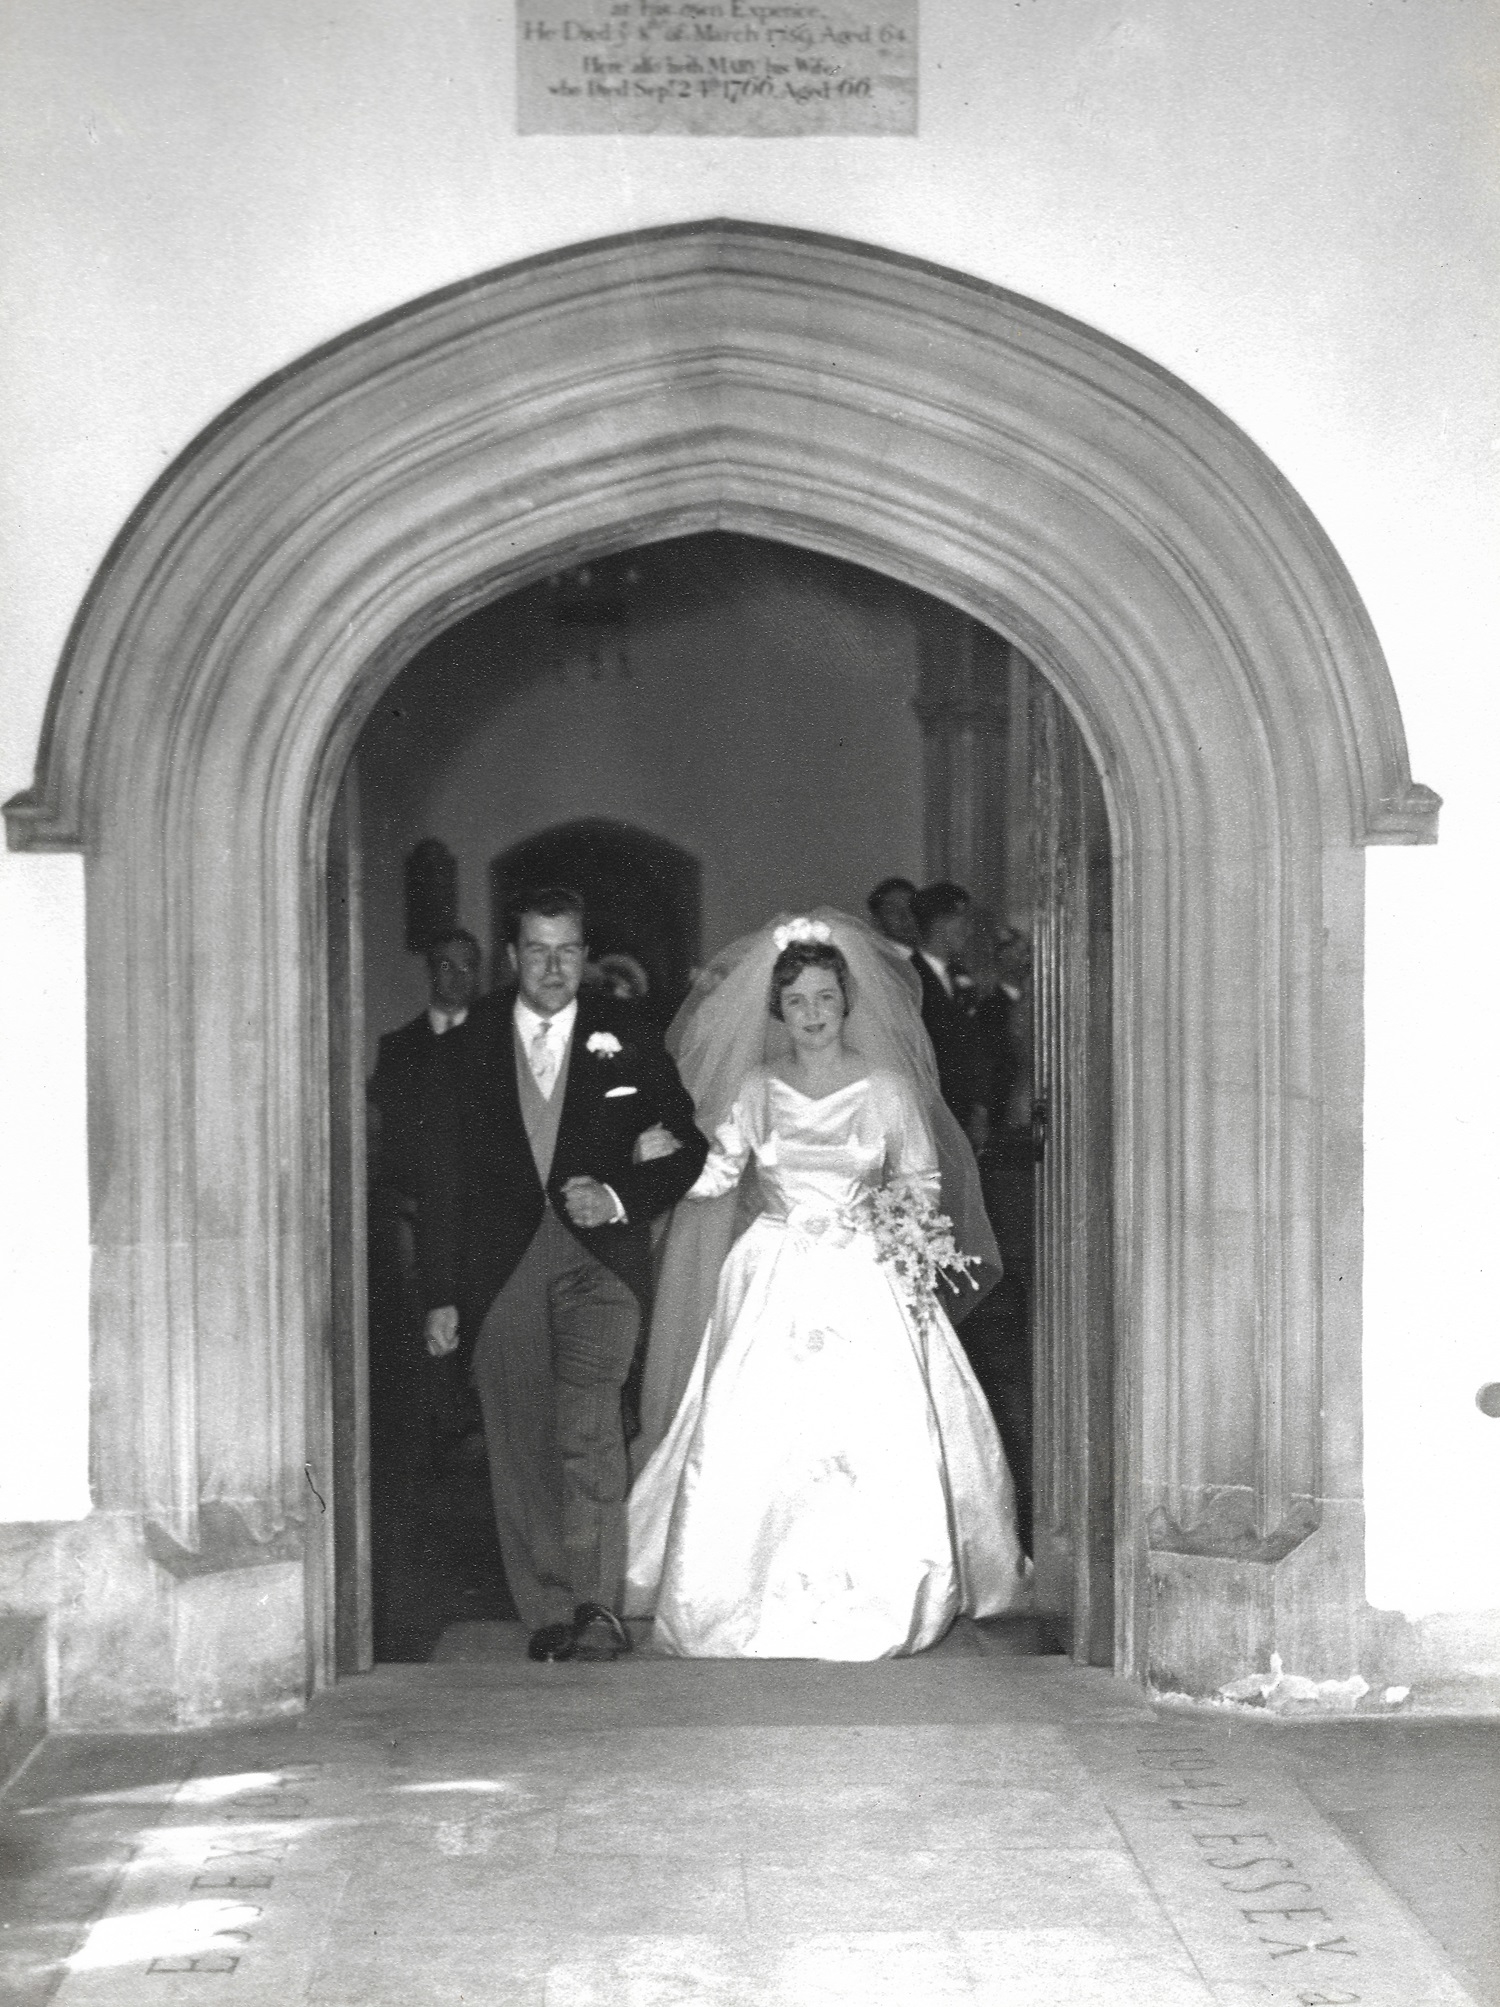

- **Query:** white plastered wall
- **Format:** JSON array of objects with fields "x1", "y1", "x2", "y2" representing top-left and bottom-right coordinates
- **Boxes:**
[{"x1": 0, "y1": 0, "x2": 1496, "y2": 1630}]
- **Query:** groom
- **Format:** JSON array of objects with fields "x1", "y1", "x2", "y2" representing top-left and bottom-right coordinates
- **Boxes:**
[{"x1": 418, "y1": 886, "x2": 707, "y2": 1663}]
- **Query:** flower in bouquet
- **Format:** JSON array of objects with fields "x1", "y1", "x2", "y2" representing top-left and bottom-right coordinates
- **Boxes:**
[{"x1": 849, "y1": 1182, "x2": 982, "y2": 1333}]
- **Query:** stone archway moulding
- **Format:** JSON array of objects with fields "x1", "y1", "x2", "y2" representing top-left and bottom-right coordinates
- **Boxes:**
[{"x1": 5, "y1": 221, "x2": 1437, "y2": 1723}]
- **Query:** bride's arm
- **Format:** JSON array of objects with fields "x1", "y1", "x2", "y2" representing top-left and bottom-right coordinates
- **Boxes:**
[
  {"x1": 883, "y1": 1075, "x2": 942, "y2": 1202},
  {"x1": 685, "y1": 1096, "x2": 755, "y2": 1200}
]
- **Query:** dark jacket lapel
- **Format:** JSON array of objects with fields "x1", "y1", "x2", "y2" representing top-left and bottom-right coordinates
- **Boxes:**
[
  {"x1": 485, "y1": 991, "x2": 544, "y2": 1194},
  {"x1": 917, "y1": 953, "x2": 949, "y2": 1023},
  {"x1": 492, "y1": 995, "x2": 524, "y2": 1119},
  {"x1": 551, "y1": 992, "x2": 601, "y2": 1163}
]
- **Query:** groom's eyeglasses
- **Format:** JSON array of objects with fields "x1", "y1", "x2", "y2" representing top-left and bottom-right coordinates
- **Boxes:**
[{"x1": 518, "y1": 944, "x2": 586, "y2": 969}]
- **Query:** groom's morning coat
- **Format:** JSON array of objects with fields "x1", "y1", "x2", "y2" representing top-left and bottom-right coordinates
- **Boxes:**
[{"x1": 415, "y1": 991, "x2": 707, "y2": 1335}]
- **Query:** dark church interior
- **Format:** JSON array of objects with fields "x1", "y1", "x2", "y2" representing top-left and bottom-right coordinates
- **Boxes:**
[{"x1": 356, "y1": 533, "x2": 1044, "y2": 1663}]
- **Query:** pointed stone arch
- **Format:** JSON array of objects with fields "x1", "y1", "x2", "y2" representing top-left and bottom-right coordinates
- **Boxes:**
[{"x1": 5, "y1": 221, "x2": 1436, "y2": 1722}]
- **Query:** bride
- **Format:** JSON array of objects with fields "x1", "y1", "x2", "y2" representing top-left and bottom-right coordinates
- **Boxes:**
[{"x1": 625, "y1": 911, "x2": 1028, "y2": 1659}]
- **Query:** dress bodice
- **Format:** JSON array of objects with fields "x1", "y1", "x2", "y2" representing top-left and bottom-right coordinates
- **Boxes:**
[{"x1": 688, "y1": 1068, "x2": 939, "y2": 1222}]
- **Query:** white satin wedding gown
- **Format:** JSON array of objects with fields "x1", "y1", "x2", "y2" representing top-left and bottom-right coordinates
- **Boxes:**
[{"x1": 625, "y1": 1067, "x2": 1028, "y2": 1658}]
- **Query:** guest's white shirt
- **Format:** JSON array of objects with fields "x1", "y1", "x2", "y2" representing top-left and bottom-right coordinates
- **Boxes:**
[
  {"x1": 428, "y1": 1005, "x2": 468, "y2": 1035},
  {"x1": 918, "y1": 950, "x2": 954, "y2": 998}
]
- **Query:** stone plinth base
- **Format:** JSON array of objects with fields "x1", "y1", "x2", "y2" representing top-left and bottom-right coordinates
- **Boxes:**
[
  {"x1": 0, "y1": 1607, "x2": 47, "y2": 1788},
  {"x1": 1146, "y1": 1503, "x2": 1500, "y2": 1712},
  {"x1": 0, "y1": 1514, "x2": 307, "y2": 1732}
]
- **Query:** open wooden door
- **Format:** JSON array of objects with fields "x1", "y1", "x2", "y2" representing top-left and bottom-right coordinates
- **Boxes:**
[
  {"x1": 327, "y1": 762, "x2": 373, "y2": 1674},
  {"x1": 1030, "y1": 681, "x2": 1115, "y2": 1666}
]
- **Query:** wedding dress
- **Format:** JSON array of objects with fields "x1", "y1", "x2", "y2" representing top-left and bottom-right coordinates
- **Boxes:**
[{"x1": 625, "y1": 1062, "x2": 1028, "y2": 1658}]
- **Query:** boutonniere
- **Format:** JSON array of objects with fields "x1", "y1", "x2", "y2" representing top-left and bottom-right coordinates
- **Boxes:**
[{"x1": 586, "y1": 1031, "x2": 623, "y2": 1059}]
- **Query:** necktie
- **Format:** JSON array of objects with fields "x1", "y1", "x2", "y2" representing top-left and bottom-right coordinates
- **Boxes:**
[{"x1": 530, "y1": 1019, "x2": 559, "y2": 1099}]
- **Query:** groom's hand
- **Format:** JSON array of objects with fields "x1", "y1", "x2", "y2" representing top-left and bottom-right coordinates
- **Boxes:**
[{"x1": 562, "y1": 1176, "x2": 624, "y2": 1229}]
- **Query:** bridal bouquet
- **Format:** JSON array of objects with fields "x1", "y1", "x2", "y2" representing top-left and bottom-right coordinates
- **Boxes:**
[{"x1": 849, "y1": 1183, "x2": 982, "y2": 1334}]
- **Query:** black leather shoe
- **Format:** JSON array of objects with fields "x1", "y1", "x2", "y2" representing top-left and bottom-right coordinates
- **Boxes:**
[
  {"x1": 527, "y1": 1621, "x2": 577, "y2": 1663},
  {"x1": 571, "y1": 1602, "x2": 633, "y2": 1661}
]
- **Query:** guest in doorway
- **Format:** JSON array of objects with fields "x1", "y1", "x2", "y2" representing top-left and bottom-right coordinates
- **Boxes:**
[
  {"x1": 367, "y1": 929, "x2": 487, "y2": 1438},
  {"x1": 912, "y1": 881, "x2": 990, "y2": 1155},
  {"x1": 961, "y1": 913, "x2": 1037, "y2": 1559},
  {"x1": 592, "y1": 949, "x2": 665, "y2": 1041},
  {"x1": 417, "y1": 886, "x2": 707, "y2": 1665},
  {"x1": 365, "y1": 929, "x2": 487, "y2": 1650},
  {"x1": 966, "y1": 910, "x2": 1032, "y2": 1136},
  {"x1": 594, "y1": 950, "x2": 651, "y2": 1005},
  {"x1": 369, "y1": 929, "x2": 485, "y2": 1207},
  {"x1": 866, "y1": 875, "x2": 921, "y2": 953}
]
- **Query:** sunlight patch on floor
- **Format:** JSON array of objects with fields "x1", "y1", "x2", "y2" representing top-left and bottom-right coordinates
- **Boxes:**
[{"x1": 67, "y1": 1898, "x2": 261, "y2": 1973}]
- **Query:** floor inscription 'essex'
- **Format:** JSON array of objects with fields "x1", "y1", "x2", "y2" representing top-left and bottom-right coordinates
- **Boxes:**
[
  {"x1": 137, "y1": 1765, "x2": 322, "y2": 1978},
  {"x1": 1134, "y1": 1726, "x2": 1362, "y2": 2004}
]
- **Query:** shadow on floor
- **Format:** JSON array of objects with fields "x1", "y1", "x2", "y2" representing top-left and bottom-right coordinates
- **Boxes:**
[
  {"x1": 371, "y1": 1434, "x2": 516, "y2": 1663},
  {"x1": 1247, "y1": 1715, "x2": 1500, "y2": 2007}
]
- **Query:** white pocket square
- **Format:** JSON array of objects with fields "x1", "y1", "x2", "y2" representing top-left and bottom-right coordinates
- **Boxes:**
[{"x1": 604, "y1": 1084, "x2": 639, "y2": 1099}]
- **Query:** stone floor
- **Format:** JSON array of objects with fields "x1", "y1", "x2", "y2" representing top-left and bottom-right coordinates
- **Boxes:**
[{"x1": 2, "y1": 1620, "x2": 1496, "y2": 2007}]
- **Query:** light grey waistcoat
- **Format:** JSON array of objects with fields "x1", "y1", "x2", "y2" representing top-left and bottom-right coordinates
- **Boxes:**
[{"x1": 514, "y1": 1017, "x2": 573, "y2": 1186}]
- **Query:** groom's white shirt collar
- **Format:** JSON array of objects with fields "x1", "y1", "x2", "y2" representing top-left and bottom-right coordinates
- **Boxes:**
[{"x1": 513, "y1": 996, "x2": 579, "y2": 1045}]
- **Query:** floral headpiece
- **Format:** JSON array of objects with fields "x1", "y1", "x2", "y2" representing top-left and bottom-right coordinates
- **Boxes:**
[{"x1": 772, "y1": 917, "x2": 834, "y2": 953}]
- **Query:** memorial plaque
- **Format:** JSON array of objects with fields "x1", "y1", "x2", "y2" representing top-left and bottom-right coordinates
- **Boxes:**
[{"x1": 518, "y1": 0, "x2": 916, "y2": 137}]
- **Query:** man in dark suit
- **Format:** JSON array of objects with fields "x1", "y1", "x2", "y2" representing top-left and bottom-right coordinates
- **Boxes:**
[
  {"x1": 365, "y1": 929, "x2": 488, "y2": 1650},
  {"x1": 419, "y1": 886, "x2": 707, "y2": 1664},
  {"x1": 866, "y1": 875, "x2": 921, "y2": 952},
  {"x1": 369, "y1": 928, "x2": 485, "y2": 1208},
  {"x1": 912, "y1": 880, "x2": 990, "y2": 1154},
  {"x1": 367, "y1": 928, "x2": 487, "y2": 1438}
]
